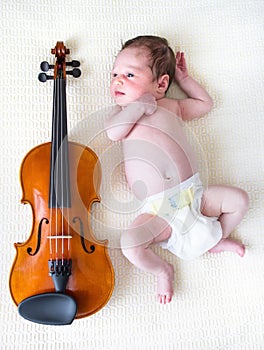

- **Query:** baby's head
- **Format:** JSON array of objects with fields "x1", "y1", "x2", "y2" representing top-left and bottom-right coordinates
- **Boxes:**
[
  {"x1": 111, "y1": 35, "x2": 175, "y2": 106},
  {"x1": 121, "y1": 36, "x2": 175, "y2": 90}
]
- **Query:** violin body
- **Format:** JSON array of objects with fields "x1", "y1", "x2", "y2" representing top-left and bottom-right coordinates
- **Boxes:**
[
  {"x1": 9, "y1": 42, "x2": 114, "y2": 324},
  {"x1": 10, "y1": 142, "x2": 114, "y2": 318}
]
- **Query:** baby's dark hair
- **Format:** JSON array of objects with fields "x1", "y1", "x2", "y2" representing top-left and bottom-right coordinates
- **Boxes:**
[{"x1": 121, "y1": 35, "x2": 175, "y2": 89}]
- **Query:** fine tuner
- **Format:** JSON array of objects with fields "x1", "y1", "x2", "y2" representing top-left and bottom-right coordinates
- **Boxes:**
[{"x1": 38, "y1": 60, "x2": 81, "y2": 82}]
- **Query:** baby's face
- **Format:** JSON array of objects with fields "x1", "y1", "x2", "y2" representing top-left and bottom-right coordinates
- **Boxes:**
[{"x1": 110, "y1": 47, "x2": 157, "y2": 106}]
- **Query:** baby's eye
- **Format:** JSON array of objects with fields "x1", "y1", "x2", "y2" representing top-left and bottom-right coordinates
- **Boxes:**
[
  {"x1": 127, "y1": 73, "x2": 134, "y2": 78},
  {"x1": 112, "y1": 73, "x2": 118, "y2": 78}
]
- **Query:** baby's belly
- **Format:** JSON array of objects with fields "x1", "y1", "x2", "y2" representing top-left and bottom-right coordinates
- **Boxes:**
[{"x1": 123, "y1": 137, "x2": 198, "y2": 200}]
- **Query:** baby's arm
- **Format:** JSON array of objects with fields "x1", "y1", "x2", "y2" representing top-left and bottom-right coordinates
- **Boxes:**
[
  {"x1": 174, "y1": 52, "x2": 213, "y2": 121},
  {"x1": 105, "y1": 94, "x2": 157, "y2": 141}
]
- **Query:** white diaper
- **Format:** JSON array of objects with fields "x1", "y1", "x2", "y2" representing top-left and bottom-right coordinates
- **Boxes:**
[{"x1": 141, "y1": 173, "x2": 222, "y2": 260}]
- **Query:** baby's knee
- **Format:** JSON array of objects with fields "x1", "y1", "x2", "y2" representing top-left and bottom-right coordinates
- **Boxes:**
[
  {"x1": 120, "y1": 227, "x2": 148, "y2": 254},
  {"x1": 120, "y1": 214, "x2": 155, "y2": 250},
  {"x1": 237, "y1": 188, "x2": 249, "y2": 214},
  {"x1": 120, "y1": 233, "x2": 145, "y2": 262},
  {"x1": 120, "y1": 231, "x2": 135, "y2": 252}
]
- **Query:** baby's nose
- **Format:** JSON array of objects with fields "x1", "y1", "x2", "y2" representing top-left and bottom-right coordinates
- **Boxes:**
[{"x1": 114, "y1": 75, "x2": 124, "y2": 85}]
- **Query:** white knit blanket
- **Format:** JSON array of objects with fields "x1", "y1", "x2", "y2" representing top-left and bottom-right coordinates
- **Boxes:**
[{"x1": 1, "y1": 1, "x2": 264, "y2": 349}]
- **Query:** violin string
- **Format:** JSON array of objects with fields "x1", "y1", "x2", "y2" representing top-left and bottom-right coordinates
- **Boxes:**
[
  {"x1": 50, "y1": 79, "x2": 58, "y2": 261},
  {"x1": 50, "y1": 77, "x2": 65, "y2": 262},
  {"x1": 61, "y1": 76, "x2": 71, "y2": 263},
  {"x1": 60, "y1": 79, "x2": 64, "y2": 262},
  {"x1": 49, "y1": 209, "x2": 53, "y2": 259},
  {"x1": 62, "y1": 76, "x2": 71, "y2": 260},
  {"x1": 65, "y1": 86, "x2": 71, "y2": 258},
  {"x1": 65, "y1": 145, "x2": 70, "y2": 258},
  {"x1": 55, "y1": 76, "x2": 59, "y2": 262},
  {"x1": 63, "y1": 77, "x2": 71, "y2": 262}
]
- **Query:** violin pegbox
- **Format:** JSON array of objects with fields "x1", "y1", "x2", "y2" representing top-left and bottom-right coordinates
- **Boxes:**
[{"x1": 38, "y1": 41, "x2": 81, "y2": 83}]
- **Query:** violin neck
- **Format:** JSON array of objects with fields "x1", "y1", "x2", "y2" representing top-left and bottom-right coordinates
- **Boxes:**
[{"x1": 49, "y1": 77, "x2": 71, "y2": 208}]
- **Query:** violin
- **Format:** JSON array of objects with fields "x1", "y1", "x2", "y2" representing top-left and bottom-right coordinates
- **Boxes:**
[{"x1": 9, "y1": 42, "x2": 114, "y2": 325}]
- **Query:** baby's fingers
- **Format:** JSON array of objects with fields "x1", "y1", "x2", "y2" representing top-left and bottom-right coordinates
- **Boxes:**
[
  {"x1": 176, "y1": 52, "x2": 185, "y2": 66},
  {"x1": 175, "y1": 51, "x2": 181, "y2": 64}
]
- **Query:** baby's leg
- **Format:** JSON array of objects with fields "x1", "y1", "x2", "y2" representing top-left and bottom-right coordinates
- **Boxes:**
[
  {"x1": 121, "y1": 213, "x2": 174, "y2": 304},
  {"x1": 201, "y1": 185, "x2": 249, "y2": 256}
]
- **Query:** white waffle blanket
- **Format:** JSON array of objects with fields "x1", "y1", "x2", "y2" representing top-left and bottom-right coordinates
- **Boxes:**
[{"x1": 1, "y1": 0, "x2": 264, "y2": 349}]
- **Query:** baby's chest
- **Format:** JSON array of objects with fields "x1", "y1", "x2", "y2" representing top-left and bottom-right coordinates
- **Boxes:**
[{"x1": 128, "y1": 111, "x2": 184, "y2": 144}]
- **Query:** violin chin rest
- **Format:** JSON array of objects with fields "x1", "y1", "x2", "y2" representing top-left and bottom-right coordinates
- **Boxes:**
[{"x1": 18, "y1": 293, "x2": 77, "y2": 325}]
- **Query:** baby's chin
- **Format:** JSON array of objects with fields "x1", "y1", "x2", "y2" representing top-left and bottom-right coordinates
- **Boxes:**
[
  {"x1": 115, "y1": 99, "x2": 132, "y2": 108},
  {"x1": 116, "y1": 101, "x2": 128, "y2": 107}
]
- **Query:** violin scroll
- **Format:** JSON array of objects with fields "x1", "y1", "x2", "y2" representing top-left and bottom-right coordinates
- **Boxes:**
[
  {"x1": 38, "y1": 41, "x2": 81, "y2": 83},
  {"x1": 51, "y1": 41, "x2": 69, "y2": 58}
]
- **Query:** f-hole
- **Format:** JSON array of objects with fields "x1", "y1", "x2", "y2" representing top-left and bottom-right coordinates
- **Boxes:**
[
  {"x1": 72, "y1": 217, "x2": 95, "y2": 254},
  {"x1": 27, "y1": 217, "x2": 49, "y2": 256}
]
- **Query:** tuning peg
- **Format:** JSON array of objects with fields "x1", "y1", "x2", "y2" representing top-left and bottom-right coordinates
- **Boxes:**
[
  {"x1": 40, "y1": 61, "x2": 54, "y2": 72},
  {"x1": 66, "y1": 68, "x2": 81, "y2": 78},
  {"x1": 66, "y1": 60, "x2": 80, "y2": 67},
  {"x1": 38, "y1": 73, "x2": 53, "y2": 83}
]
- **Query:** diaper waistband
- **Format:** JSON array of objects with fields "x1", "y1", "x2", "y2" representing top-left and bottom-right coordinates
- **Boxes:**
[
  {"x1": 145, "y1": 173, "x2": 202, "y2": 203},
  {"x1": 142, "y1": 173, "x2": 202, "y2": 214}
]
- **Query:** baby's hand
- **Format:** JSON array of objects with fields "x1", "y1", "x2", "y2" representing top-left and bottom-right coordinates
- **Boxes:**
[
  {"x1": 175, "y1": 52, "x2": 188, "y2": 83},
  {"x1": 136, "y1": 93, "x2": 157, "y2": 116}
]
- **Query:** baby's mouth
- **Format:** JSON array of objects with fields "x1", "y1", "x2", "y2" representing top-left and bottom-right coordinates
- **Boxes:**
[{"x1": 115, "y1": 91, "x2": 125, "y2": 96}]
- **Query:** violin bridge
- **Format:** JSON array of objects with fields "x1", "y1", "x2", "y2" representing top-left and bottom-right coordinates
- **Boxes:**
[{"x1": 47, "y1": 235, "x2": 72, "y2": 239}]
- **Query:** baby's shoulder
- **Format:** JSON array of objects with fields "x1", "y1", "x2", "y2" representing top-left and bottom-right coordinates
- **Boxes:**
[{"x1": 157, "y1": 97, "x2": 181, "y2": 117}]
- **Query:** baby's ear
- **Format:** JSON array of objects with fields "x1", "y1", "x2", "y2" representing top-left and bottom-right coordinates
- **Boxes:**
[{"x1": 157, "y1": 74, "x2": 169, "y2": 93}]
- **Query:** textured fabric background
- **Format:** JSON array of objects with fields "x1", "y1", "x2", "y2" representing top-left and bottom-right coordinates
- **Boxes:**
[{"x1": 1, "y1": 1, "x2": 264, "y2": 349}]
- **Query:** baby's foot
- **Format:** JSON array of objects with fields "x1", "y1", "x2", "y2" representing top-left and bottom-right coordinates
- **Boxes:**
[
  {"x1": 156, "y1": 263, "x2": 174, "y2": 304},
  {"x1": 209, "y1": 238, "x2": 245, "y2": 257}
]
